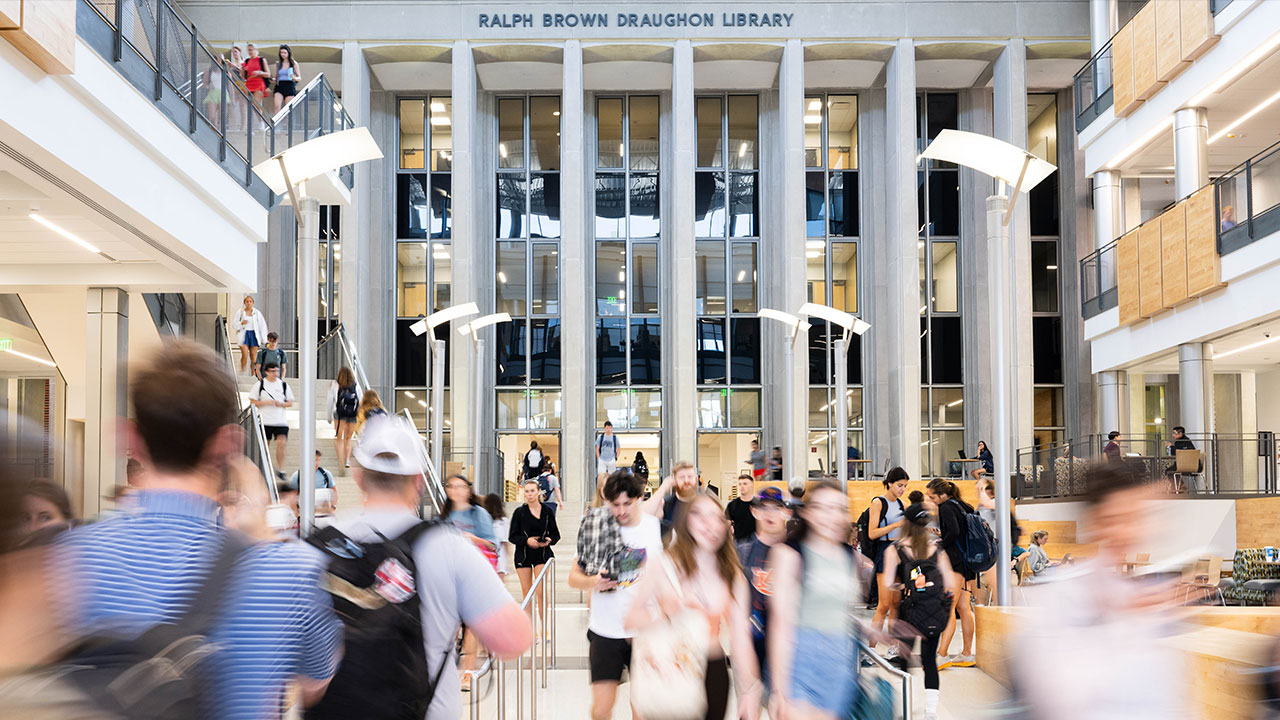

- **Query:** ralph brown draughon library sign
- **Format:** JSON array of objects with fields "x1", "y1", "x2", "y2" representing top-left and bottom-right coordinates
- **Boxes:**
[{"x1": 477, "y1": 10, "x2": 797, "y2": 29}]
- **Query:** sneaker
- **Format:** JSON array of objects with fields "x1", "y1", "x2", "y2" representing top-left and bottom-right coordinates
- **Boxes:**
[
  {"x1": 860, "y1": 656, "x2": 877, "y2": 668},
  {"x1": 882, "y1": 646, "x2": 899, "y2": 660},
  {"x1": 953, "y1": 654, "x2": 976, "y2": 667},
  {"x1": 937, "y1": 655, "x2": 957, "y2": 670}
]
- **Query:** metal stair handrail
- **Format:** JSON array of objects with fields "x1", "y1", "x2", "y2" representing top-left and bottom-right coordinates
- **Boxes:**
[{"x1": 399, "y1": 409, "x2": 447, "y2": 517}]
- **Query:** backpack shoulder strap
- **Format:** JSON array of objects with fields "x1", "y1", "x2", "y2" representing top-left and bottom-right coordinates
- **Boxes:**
[
  {"x1": 177, "y1": 531, "x2": 249, "y2": 636},
  {"x1": 896, "y1": 498, "x2": 906, "y2": 514},
  {"x1": 873, "y1": 496, "x2": 888, "y2": 526}
]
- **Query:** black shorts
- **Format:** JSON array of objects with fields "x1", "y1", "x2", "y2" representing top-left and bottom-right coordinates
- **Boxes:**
[
  {"x1": 263, "y1": 425, "x2": 289, "y2": 440},
  {"x1": 587, "y1": 630, "x2": 632, "y2": 683},
  {"x1": 275, "y1": 80, "x2": 297, "y2": 98},
  {"x1": 335, "y1": 413, "x2": 358, "y2": 423}
]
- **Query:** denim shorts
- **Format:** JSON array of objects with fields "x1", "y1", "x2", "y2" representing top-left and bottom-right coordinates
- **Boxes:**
[
  {"x1": 789, "y1": 627, "x2": 857, "y2": 714},
  {"x1": 243, "y1": 330, "x2": 260, "y2": 348}
]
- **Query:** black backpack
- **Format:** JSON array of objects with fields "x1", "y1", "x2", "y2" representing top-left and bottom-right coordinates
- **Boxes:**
[
  {"x1": 896, "y1": 540, "x2": 952, "y2": 638},
  {"x1": 537, "y1": 473, "x2": 554, "y2": 503},
  {"x1": 54, "y1": 532, "x2": 246, "y2": 720},
  {"x1": 855, "y1": 496, "x2": 902, "y2": 560},
  {"x1": 949, "y1": 499, "x2": 998, "y2": 575},
  {"x1": 336, "y1": 385, "x2": 359, "y2": 417},
  {"x1": 305, "y1": 521, "x2": 449, "y2": 720}
]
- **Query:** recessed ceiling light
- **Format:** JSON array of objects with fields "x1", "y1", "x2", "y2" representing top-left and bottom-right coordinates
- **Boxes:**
[
  {"x1": 5, "y1": 348, "x2": 56, "y2": 367},
  {"x1": 28, "y1": 213, "x2": 105, "y2": 256}
]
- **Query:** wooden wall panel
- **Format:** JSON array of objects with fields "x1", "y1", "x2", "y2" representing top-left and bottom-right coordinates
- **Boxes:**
[
  {"x1": 1161, "y1": 202, "x2": 1189, "y2": 307},
  {"x1": 1235, "y1": 497, "x2": 1280, "y2": 549},
  {"x1": 1156, "y1": 0, "x2": 1187, "y2": 82},
  {"x1": 1112, "y1": 21, "x2": 1139, "y2": 117},
  {"x1": 1118, "y1": 228, "x2": 1141, "y2": 324},
  {"x1": 1181, "y1": 0, "x2": 1220, "y2": 62},
  {"x1": 1138, "y1": 222, "x2": 1164, "y2": 317},
  {"x1": 1132, "y1": 2, "x2": 1164, "y2": 100},
  {"x1": 1186, "y1": 185, "x2": 1224, "y2": 297},
  {"x1": 0, "y1": 0, "x2": 75, "y2": 74}
]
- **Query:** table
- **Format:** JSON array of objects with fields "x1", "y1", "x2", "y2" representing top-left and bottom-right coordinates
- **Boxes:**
[
  {"x1": 846, "y1": 458, "x2": 872, "y2": 480},
  {"x1": 954, "y1": 457, "x2": 983, "y2": 479}
]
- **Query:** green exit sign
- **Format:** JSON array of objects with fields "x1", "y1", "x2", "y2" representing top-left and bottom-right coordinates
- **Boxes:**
[{"x1": 0, "y1": 339, "x2": 11, "y2": 352}]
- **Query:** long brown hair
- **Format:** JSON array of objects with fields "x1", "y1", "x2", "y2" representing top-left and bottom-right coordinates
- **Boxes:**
[
  {"x1": 903, "y1": 507, "x2": 934, "y2": 561},
  {"x1": 336, "y1": 366, "x2": 355, "y2": 389},
  {"x1": 357, "y1": 389, "x2": 384, "y2": 427},
  {"x1": 668, "y1": 492, "x2": 741, "y2": 595},
  {"x1": 926, "y1": 478, "x2": 961, "y2": 502}
]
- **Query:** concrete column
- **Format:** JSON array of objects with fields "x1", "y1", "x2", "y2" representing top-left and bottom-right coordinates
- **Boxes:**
[
  {"x1": 340, "y1": 41, "x2": 371, "y2": 350},
  {"x1": 1092, "y1": 169, "x2": 1124, "y2": 249},
  {"x1": 993, "y1": 39, "x2": 1035, "y2": 455},
  {"x1": 449, "y1": 41, "x2": 480, "y2": 473},
  {"x1": 1240, "y1": 370, "x2": 1259, "y2": 491},
  {"x1": 1090, "y1": 0, "x2": 1119, "y2": 54},
  {"x1": 1179, "y1": 342, "x2": 1215, "y2": 438},
  {"x1": 1098, "y1": 370, "x2": 1130, "y2": 435},
  {"x1": 884, "y1": 39, "x2": 921, "y2": 477},
  {"x1": 1174, "y1": 107, "x2": 1209, "y2": 201},
  {"x1": 777, "y1": 39, "x2": 807, "y2": 483},
  {"x1": 560, "y1": 40, "x2": 589, "y2": 502},
  {"x1": 666, "y1": 40, "x2": 696, "y2": 467},
  {"x1": 84, "y1": 287, "x2": 128, "y2": 516}
]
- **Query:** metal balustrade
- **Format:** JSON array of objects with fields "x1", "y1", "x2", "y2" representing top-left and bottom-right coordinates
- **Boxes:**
[
  {"x1": 467, "y1": 557, "x2": 557, "y2": 720},
  {"x1": 1073, "y1": 40, "x2": 1114, "y2": 132},
  {"x1": 1079, "y1": 239, "x2": 1119, "y2": 319}
]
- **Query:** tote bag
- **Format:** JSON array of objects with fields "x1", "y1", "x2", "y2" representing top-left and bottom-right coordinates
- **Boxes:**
[{"x1": 629, "y1": 555, "x2": 711, "y2": 720}]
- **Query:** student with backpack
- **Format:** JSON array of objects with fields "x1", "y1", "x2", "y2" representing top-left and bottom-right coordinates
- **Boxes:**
[
  {"x1": 926, "y1": 478, "x2": 980, "y2": 669},
  {"x1": 863, "y1": 467, "x2": 909, "y2": 658},
  {"x1": 330, "y1": 366, "x2": 360, "y2": 468},
  {"x1": 881, "y1": 503, "x2": 959, "y2": 720},
  {"x1": 536, "y1": 464, "x2": 563, "y2": 511},
  {"x1": 596, "y1": 421, "x2": 620, "y2": 481},
  {"x1": 250, "y1": 361, "x2": 294, "y2": 468},
  {"x1": 523, "y1": 441, "x2": 544, "y2": 480},
  {"x1": 310, "y1": 415, "x2": 531, "y2": 719},
  {"x1": 254, "y1": 331, "x2": 288, "y2": 380}
]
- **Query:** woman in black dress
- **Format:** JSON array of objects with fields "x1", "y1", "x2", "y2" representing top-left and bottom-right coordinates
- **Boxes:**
[
  {"x1": 926, "y1": 478, "x2": 977, "y2": 670},
  {"x1": 509, "y1": 478, "x2": 560, "y2": 630}
]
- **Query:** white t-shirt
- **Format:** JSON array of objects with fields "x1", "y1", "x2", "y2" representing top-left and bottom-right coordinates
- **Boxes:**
[
  {"x1": 588, "y1": 514, "x2": 663, "y2": 639},
  {"x1": 492, "y1": 516, "x2": 511, "y2": 574},
  {"x1": 526, "y1": 449, "x2": 543, "y2": 468},
  {"x1": 252, "y1": 377, "x2": 295, "y2": 426}
]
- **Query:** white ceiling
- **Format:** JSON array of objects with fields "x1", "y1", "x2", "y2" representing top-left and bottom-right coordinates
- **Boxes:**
[
  {"x1": 1137, "y1": 315, "x2": 1280, "y2": 373},
  {"x1": 0, "y1": 171, "x2": 150, "y2": 265}
]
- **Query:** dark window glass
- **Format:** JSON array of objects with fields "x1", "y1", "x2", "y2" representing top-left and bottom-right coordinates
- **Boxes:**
[
  {"x1": 496, "y1": 319, "x2": 528, "y2": 385},
  {"x1": 930, "y1": 316, "x2": 963, "y2": 384},
  {"x1": 595, "y1": 241, "x2": 626, "y2": 315},
  {"x1": 695, "y1": 172, "x2": 726, "y2": 237},
  {"x1": 530, "y1": 318, "x2": 561, "y2": 385},
  {"x1": 928, "y1": 170, "x2": 959, "y2": 236},
  {"x1": 730, "y1": 318, "x2": 761, "y2": 384},
  {"x1": 631, "y1": 242, "x2": 660, "y2": 314},
  {"x1": 806, "y1": 171, "x2": 826, "y2": 237},
  {"x1": 396, "y1": 318, "x2": 427, "y2": 386},
  {"x1": 1031, "y1": 240, "x2": 1060, "y2": 313},
  {"x1": 926, "y1": 94, "x2": 958, "y2": 144},
  {"x1": 809, "y1": 322, "x2": 830, "y2": 385},
  {"x1": 697, "y1": 318, "x2": 727, "y2": 384},
  {"x1": 595, "y1": 174, "x2": 625, "y2": 237},
  {"x1": 496, "y1": 176, "x2": 527, "y2": 238},
  {"x1": 397, "y1": 174, "x2": 429, "y2": 239},
  {"x1": 530, "y1": 173, "x2": 561, "y2": 239},
  {"x1": 630, "y1": 319, "x2": 662, "y2": 384},
  {"x1": 430, "y1": 175, "x2": 451, "y2": 239},
  {"x1": 920, "y1": 316, "x2": 929, "y2": 383},
  {"x1": 728, "y1": 173, "x2": 757, "y2": 237},
  {"x1": 596, "y1": 318, "x2": 627, "y2": 384},
  {"x1": 1029, "y1": 170, "x2": 1060, "y2": 237},
  {"x1": 1033, "y1": 316, "x2": 1064, "y2": 384},
  {"x1": 916, "y1": 170, "x2": 926, "y2": 232},
  {"x1": 846, "y1": 335, "x2": 863, "y2": 385},
  {"x1": 630, "y1": 173, "x2": 660, "y2": 238},
  {"x1": 829, "y1": 171, "x2": 859, "y2": 237}
]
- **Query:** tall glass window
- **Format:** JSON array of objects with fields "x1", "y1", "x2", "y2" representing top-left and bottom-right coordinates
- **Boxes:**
[
  {"x1": 695, "y1": 95, "x2": 761, "y2": 431},
  {"x1": 917, "y1": 93, "x2": 963, "y2": 476},
  {"x1": 1028, "y1": 94, "x2": 1064, "y2": 448},
  {"x1": 803, "y1": 94, "x2": 862, "y2": 473},
  {"x1": 395, "y1": 96, "x2": 453, "y2": 441},
  {"x1": 495, "y1": 96, "x2": 562, "y2": 430},
  {"x1": 595, "y1": 96, "x2": 662, "y2": 430}
]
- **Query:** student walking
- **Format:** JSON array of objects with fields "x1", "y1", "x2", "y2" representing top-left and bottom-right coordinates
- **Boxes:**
[
  {"x1": 927, "y1": 478, "x2": 977, "y2": 668},
  {"x1": 725, "y1": 474, "x2": 757, "y2": 542},
  {"x1": 596, "y1": 421, "x2": 620, "y2": 481},
  {"x1": 443, "y1": 474, "x2": 497, "y2": 689},
  {"x1": 254, "y1": 331, "x2": 287, "y2": 379},
  {"x1": 746, "y1": 439, "x2": 767, "y2": 480},
  {"x1": 484, "y1": 494, "x2": 511, "y2": 577},
  {"x1": 233, "y1": 294, "x2": 268, "y2": 375},
  {"x1": 250, "y1": 362, "x2": 294, "y2": 468},
  {"x1": 241, "y1": 44, "x2": 271, "y2": 117},
  {"x1": 537, "y1": 463, "x2": 563, "y2": 511},
  {"x1": 274, "y1": 44, "x2": 301, "y2": 113},
  {"x1": 736, "y1": 486, "x2": 791, "y2": 697},
  {"x1": 868, "y1": 467, "x2": 909, "y2": 657},
  {"x1": 356, "y1": 389, "x2": 387, "y2": 433},
  {"x1": 624, "y1": 492, "x2": 763, "y2": 720},
  {"x1": 330, "y1": 367, "x2": 359, "y2": 468},
  {"x1": 523, "y1": 440, "x2": 545, "y2": 480},
  {"x1": 309, "y1": 415, "x2": 531, "y2": 719},
  {"x1": 509, "y1": 479, "x2": 560, "y2": 635},
  {"x1": 882, "y1": 503, "x2": 959, "y2": 720}
]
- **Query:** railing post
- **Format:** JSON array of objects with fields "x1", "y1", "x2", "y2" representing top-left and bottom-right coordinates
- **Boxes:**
[
  {"x1": 113, "y1": 0, "x2": 124, "y2": 61},
  {"x1": 153, "y1": 3, "x2": 164, "y2": 101},
  {"x1": 219, "y1": 65, "x2": 227, "y2": 161},
  {"x1": 188, "y1": 23, "x2": 198, "y2": 133}
]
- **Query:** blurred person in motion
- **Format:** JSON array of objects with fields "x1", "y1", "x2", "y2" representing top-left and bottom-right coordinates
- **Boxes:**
[
  {"x1": 625, "y1": 492, "x2": 762, "y2": 720},
  {"x1": 328, "y1": 366, "x2": 359, "y2": 468},
  {"x1": 726, "y1": 474, "x2": 756, "y2": 543},
  {"x1": 654, "y1": 462, "x2": 701, "y2": 543},
  {"x1": 19, "y1": 480, "x2": 75, "y2": 544},
  {"x1": 867, "y1": 467, "x2": 909, "y2": 659},
  {"x1": 570, "y1": 470, "x2": 667, "y2": 720},
  {"x1": 232, "y1": 294, "x2": 268, "y2": 375},
  {"x1": 1008, "y1": 462, "x2": 1191, "y2": 719},
  {"x1": 768, "y1": 480, "x2": 863, "y2": 720},
  {"x1": 769, "y1": 446, "x2": 783, "y2": 481},
  {"x1": 47, "y1": 341, "x2": 341, "y2": 719},
  {"x1": 483, "y1": 494, "x2": 511, "y2": 577},
  {"x1": 927, "y1": 478, "x2": 977, "y2": 668},
  {"x1": 746, "y1": 439, "x2": 767, "y2": 480},
  {"x1": 882, "y1": 503, "x2": 959, "y2": 720},
  {"x1": 308, "y1": 415, "x2": 530, "y2": 719},
  {"x1": 441, "y1": 474, "x2": 497, "y2": 689},
  {"x1": 355, "y1": 389, "x2": 387, "y2": 433},
  {"x1": 736, "y1": 486, "x2": 791, "y2": 700},
  {"x1": 509, "y1": 478, "x2": 560, "y2": 635}
]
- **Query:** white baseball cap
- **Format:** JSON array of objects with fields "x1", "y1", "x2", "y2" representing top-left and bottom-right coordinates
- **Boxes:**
[{"x1": 351, "y1": 415, "x2": 425, "y2": 476}]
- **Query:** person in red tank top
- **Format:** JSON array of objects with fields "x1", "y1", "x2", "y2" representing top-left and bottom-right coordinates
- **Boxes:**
[{"x1": 242, "y1": 43, "x2": 270, "y2": 114}]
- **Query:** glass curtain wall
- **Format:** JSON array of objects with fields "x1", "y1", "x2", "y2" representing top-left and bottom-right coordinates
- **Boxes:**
[
  {"x1": 317, "y1": 206, "x2": 340, "y2": 340},
  {"x1": 917, "y1": 93, "x2": 964, "y2": 476},
  {"x1": 803, "y1": 94, "x2": 862, "y2": 475},
  {"x1": 495, "y1": 96, "x2": 563, "y2": 431},
  {"x1": 1028, "y1": 94, "x2": 1065, "y2": 449},
  {"x1": 395, "y1": 96, "x2": 453, "y2": 437},
  {"x1": 595, "y1": 96, "x2": 663, "y2": 431},
  {"x1": 694, "y1": 94, "x2": 762, "y2": 433}
]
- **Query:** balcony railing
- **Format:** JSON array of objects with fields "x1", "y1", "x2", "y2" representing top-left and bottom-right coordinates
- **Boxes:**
[
  {"x1": 1080, "y1": 239, "x2": 1119, "y2": 319},
  {"x1": 1217, "y1": 138, "x2": 1280, "y2": 255},
  {"x1": 1074, "y1": 40, "x2": 1114, "y2": 132},
  {"x1": 76, "y1": 0, "x2": 354, "y2": 208}
]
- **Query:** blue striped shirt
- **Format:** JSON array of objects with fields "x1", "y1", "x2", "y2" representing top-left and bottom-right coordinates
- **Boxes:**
[{"x1": 54, "y1": 489, "x2": 342, "y2": 720}]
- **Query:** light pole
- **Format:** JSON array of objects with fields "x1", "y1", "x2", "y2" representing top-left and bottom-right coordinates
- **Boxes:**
[
  {"x1": 758, "y1": 308, "x2": 810, "y2": 487},
  {"x1": 411, "y1": 302, "x2": 479, "y2": 473},
  {"x1": 253, "y1": 128, "x2": 382, "y2": 536},
  {"x1": 458, "y1": 312, "x2": 511, "y2": 494},
  {"x1": 799, "y1": 304, "x2": 870, "y2": 488},
  {"x1": 920, "y1": 128, "x2": 1055, "y2": 606}
]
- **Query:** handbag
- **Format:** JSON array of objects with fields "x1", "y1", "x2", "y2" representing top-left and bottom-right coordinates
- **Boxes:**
[{"x1": 629, "y1": 555, "x2": 711, "y2": 720}]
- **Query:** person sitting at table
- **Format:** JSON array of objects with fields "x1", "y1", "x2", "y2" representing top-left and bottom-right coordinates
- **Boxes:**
[
  {"x1": 1027, "y1": 530, "x2": 1063, "y2": 576},
  {"x1": 1163, "y1": 426, "x2": 1199, "y2": 479},
  {"x1": 1103, "y1": 430, "x2": 1122, "y2": 463},
  {"x1": 969, "y1": 440, "x2": 994, "y2": 481}
]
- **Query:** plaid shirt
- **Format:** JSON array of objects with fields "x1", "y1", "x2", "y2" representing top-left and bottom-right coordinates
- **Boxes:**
[{"x1": 575, "y1": 506, "x2": 624, "y2": 576}]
